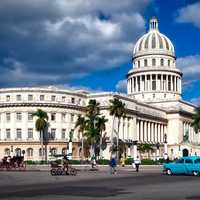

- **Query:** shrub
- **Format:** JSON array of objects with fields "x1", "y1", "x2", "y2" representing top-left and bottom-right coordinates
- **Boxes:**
[
  {"x1": 97, "y1": 159, "x2": 110, "y2": 165},
  {"x1": 125, "y1": 157, "x2": 133, "y2": 165},
  {"x1": 141, "y1": 159, "x2": 156, "y2": 165}
]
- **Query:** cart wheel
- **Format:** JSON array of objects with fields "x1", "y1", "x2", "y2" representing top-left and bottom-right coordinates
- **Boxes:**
[
  {"x1": 51, "y1": 169, "x2": 57, "y2": 176},
  {"x1": 70, "y1": 168, "x2": 77, "y2": 176},
  {"x1": 57, "y1": 168, "x2": 63, "y2": 175}
]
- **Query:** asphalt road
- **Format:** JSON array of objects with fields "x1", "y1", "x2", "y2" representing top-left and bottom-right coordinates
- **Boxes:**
[{"x1": 0, "y1": 167, "x2": 200, "y2": 200}]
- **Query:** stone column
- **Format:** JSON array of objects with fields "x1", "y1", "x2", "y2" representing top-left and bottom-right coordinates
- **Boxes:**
[
  {"x1": 144, "y1": 121, "x2": 147, "y2": 142},
  {"x1": 140, "y1": 120, "x2": 143, "y2": 142},
  {"x1": 151, "y1": 122, "x2": 154, "y2": 142},
  {"x1": 154, "y1": 123, "x2": 157, "y2": 143},
  {"x1": 157, "y1": 124, "x2": 160, "y2": 143},
  {"x1": 148, "y1": 122, "x2": 151, "y2": 142},
  {"x1": 161, "y1": 74, "x2": 163, "y2": 91},
  {"x1": 150, "y1": 74, "x2": 152, "y2": 91},
  {"x1": 136, "y1": 119, "x2": 139, "y2": 141}
]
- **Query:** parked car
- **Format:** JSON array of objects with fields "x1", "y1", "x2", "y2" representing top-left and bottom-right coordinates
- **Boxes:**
[{"x1": 163, "y1": 156, "x2": 200, "y2": 176}]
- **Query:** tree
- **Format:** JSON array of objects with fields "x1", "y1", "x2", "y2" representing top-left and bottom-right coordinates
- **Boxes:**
[
  {"x1": 96, "y1": 116, "x2": 108, "y2": 158},
  {"x1": 109, "y1": 98, "x2": 126, "y2": 162},
  {"x1": 192, "y1": 107, "x2": 200, "y2": 133},
  {"x1": 75, "y1": 115, "x2": 86, "y2": 160},
  {"x1": 138, "y1": 143, "x2": 154, "y2": 159},
  {"x1": 32, "y1": 109, "x2": 48, "y2": 161}
]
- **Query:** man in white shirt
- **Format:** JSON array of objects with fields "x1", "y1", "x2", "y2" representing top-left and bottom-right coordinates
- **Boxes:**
[{"x1": 134, "y1": 156, "x2": 141, "y2": 172}]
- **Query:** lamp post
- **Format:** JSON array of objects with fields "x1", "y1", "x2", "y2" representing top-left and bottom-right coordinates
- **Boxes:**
[
  {"x1": 164, "y1": 134, "x2": 168, "y2": 160},
  {"x1": 68, "y1": 129, "x2": 73, "y2": 160}
]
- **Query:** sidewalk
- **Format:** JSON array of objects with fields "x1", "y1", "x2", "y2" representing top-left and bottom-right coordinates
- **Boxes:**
[{"x1": 26, "y1": 164, "x2": 162, "y2": 171}]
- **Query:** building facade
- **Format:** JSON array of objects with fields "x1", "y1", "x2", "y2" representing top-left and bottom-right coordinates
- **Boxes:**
[{"x1": 0, "y1": 17, "x2": 199, "y2": 161}]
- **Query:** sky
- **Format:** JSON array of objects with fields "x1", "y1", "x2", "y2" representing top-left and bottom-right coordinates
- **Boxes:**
[{"x1": 0, "y1": 0, "x2": 200, "y2": 104}]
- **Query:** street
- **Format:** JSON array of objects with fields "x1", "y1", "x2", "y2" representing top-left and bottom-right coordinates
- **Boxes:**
[{"x1": 0, "y1": 166, "x2": 199, "y2": 200}]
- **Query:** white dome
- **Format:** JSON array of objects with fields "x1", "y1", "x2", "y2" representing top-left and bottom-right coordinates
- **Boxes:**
[{"x1": 133, "y1": 17, "x2": 175, "y2": 57}]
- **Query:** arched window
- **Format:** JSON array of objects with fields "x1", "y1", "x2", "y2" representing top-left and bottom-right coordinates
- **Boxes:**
[
  {"x1": 4, "y1": 148, "x2": 10, "y2": 156},
  {"x1": 152, "y1": 59, "x2": 156, "y2": 66},
  {"x1": 39, "y1": 148, "x2": 45, "y2": 157},
  {"x1": 15, "y1": 148, "x2": 21, "y2": 156},
  {"x1": 168, "y1": 60, "x2": 170, "y2": 66},
  {"x1": 62, "y1": 148, "x2": 67, "y2": 155},
  {"x1": 160, "y1": 59, "x2": 164, "y2": 66},
  {"x1": 138, "y1": 61, "x2": 140, "y2": 68},
  {"x1": 51, "y1": 148, "x2": 57, "y2": 156},
  {"x1": 27, "y1": 148, "x2": 33, "y2": 157},
  {"x1": 144, "y1": 59, "x2": 147, "y2": 67}
]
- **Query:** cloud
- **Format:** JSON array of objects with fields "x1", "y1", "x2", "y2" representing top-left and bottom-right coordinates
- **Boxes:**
[
  {"x1": 176, "y1": 2, "x2": 200, "y2": 28},
  {"x1": 115, "y1": 79, "x2": 127, "y2": 93},
  {"x1": 177, "y1": 55, "x2": 200, "y2": 85},
  {"x1": 0, "y1": 0, "x2": 150, "y2": 87}
]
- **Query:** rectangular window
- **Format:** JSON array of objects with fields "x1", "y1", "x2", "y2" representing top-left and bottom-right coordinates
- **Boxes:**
[
  {"x1": 6, "y1": 129, "x2": 10, "y2": 139},
  {"x1": 16, "y1": 95, "x2": 21, "y2": 101},
  {"x1": 51, "y1": 113, "x2": 56, "y2": 121},
  {"x1": 71, "y1": 97, "x2": 75, "y2": 104},
  {"x1": 50, "y1": 129, "x2": 56, "y2": 140},
  {"x1": 51, "y1": 95, "x2": 56, "y2": 101},
  {"x1": 16, "y1": 112, "x2": 22, "y2": 121},
  {"x1": 28, "y1": 113, "x2": 33, "y2": 121},
  {"x1": 28, "y1": 128, "x2": 33, "y2": 139},
  {"x1": 6, "y1": 95, "x2": 10, "y2": 102},
  {"x1": 70, "y1": 114, "x2": 74, "y2": 122},
  {"x1": 28, "y1": 95, "x2": 33, "y2": 101},
  {"x1": 61, "y1": 113, "x2": 66, "y2": 122},
  {"x1": 40, "y1": 95, "x2": 44, "y2": 101},
  {"x1": 61, "y1": 129, "x2": 66, "y2": 139},
  {"x1": 6, "y1": 113, "x2": 11, "y2": 121},
  {"x1": 16, "y1": 129, "x2": 22, "y2": 139},
  {"x1": 62, "y1": 96, "x2": 66, "y2": 102}
]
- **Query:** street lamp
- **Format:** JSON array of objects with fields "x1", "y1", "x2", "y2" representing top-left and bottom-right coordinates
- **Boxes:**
[{"x1": 164, "y1": 134, "x2": 168, "y2": 160}]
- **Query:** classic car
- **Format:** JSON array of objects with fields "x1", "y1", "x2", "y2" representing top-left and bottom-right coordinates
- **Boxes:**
[{"x1": 163, "y1": 156, "x2": 200, "y2": 176}]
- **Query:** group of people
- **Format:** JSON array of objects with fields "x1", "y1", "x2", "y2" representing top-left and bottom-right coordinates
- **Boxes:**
[{"x1": 109, "y1": 155, "x2": 141, "y2": 174}]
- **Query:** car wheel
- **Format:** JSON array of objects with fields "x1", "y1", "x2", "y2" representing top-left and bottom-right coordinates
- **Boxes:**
[
  {"x1": 166, "y1": 169, "x2": 172, "y2": 175},
  {"x1": 193, "y1": 171, "x2": 199, "y2": 176}
]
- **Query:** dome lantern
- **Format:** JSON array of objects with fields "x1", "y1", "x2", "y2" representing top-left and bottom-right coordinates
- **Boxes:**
[{"x1": 149, "y1": 17, "x2": 158, "y2": 31}]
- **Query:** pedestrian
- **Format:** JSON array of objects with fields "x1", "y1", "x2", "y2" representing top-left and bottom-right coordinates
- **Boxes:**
[
  {"x1": 109, "y1": 156, "x2": 117, "y2": 174},
  {"x1": 134, "y1": 156, "x2": 141, "y2": 172}
]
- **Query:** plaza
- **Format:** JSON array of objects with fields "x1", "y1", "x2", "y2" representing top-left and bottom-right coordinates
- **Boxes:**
[{"x1": 0, "y1": 166, "x2": 200, "y2": 200}]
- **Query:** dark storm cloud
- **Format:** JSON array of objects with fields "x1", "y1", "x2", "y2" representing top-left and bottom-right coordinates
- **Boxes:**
[{"x1": 0, "y1": 0, "x2": 151, "y2": 86}]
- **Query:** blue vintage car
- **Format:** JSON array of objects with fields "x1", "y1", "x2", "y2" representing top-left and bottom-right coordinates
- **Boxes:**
[{"x1": 163, "y1": 156, "x2": 200, "y2": 176}]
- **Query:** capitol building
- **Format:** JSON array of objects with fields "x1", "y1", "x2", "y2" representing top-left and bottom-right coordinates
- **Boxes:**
[{"x1": 0, "y1": 17, "x2": 199, "y2": 161}]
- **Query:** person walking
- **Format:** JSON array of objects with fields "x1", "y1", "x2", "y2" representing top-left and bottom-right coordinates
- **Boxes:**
[
  {"x1": 109, "y1": 156, "x2": 117, "y2": 174},
  {"x1": 134, "y1": 156, "x2": 141, "y2": 172}
]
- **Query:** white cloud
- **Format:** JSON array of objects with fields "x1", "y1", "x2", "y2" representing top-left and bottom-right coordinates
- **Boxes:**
[
  {"x1": 176, "y1": 2, "x2": 200, "y2": 28},
  {"x1": 0, "y1": 0, "x2": 150, "y2": 86},
  {"x1": 177, "y1": 55, "x2": 200, "y2": 84},
  {"x1": 115, "y1": 79, "x2": 127, "y2": 93}
]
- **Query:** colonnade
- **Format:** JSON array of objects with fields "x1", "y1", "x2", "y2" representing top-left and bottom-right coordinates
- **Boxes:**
[
  {"x1": 127, "y1": 74, "x2": 181, "y2": 94},
  {"x1": 183, "y1": 121, "x2": 195, "y2": 143},
  {"x1": 136, "y1": 119, "x2": 166, "y2": 143}
]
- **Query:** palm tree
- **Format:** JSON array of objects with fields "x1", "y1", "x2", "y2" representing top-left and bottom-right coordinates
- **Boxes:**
[
  {"x1": 192, "y1": 107, "x2": 200, "y2": 133},
  {"x1": 96, "y1": 116, "x2": 108, "y2": 158},
  {"x1": 85, "y1": 99, "x2": 101, "y2": 161},
  {"x1": 109, "y1": 98, "x2": 126, "y2": 162},
  {"x1": 75, "y1": 115, "x2": 86, "y2": 161},
  {"x1": 32, "y1": 109, "x2": 48, "y2": 161}
]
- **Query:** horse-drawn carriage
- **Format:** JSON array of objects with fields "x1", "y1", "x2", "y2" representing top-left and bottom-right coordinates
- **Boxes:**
[
  {"x1": 49, "y1": 155, "x2": 77, "y2": 176},
  {"x1": 0, "y1": 156, "x2": 26, "y2": 171}
]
